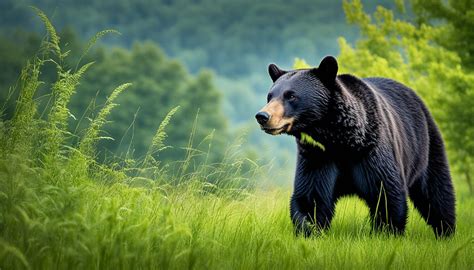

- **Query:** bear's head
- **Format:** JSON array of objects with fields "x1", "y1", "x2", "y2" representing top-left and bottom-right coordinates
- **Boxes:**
[{"x1": 255, "y1": 56, "x2": 338, "y2": 137}]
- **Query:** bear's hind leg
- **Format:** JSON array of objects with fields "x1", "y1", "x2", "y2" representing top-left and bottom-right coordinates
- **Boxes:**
[
  {"x1": 408, "y1": 110, "x2": 456, "y2": 238},
  {"x1": 409, "y1": 117, "x2": 456, "y2": 238},
  {"x1": 408, "y1": 158, "x2": 456, "y2": 237}
]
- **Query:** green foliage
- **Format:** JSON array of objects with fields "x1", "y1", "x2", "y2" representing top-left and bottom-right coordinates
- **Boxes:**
[
  {"x1": 6, "y1": 58, "x2": 43, "y2": 154},
  {"x1": 412, "y1": 0, "x2": 474, "y2": 70},
  {"x1": 299, "y1": 132, "x2": 326, "y2": 152},
  {"x1": 76, "y1": 29, "x2": 120, "y2": 70},
  {"x1": 144, "y1": 105, "x2": 180, "y2": 166},
  {"x1": 30, "y1": 6, "x2": 61, "y2": 58},
  {"x1": 79, "y1": 83, "x2": 132, "y2": 157},
  {"x1": 45, "y1": 61, "x2": 94, "y2": 161}
]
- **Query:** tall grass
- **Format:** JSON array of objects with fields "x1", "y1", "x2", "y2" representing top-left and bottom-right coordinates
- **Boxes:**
[
  {"x1": 6, "y1": 58, "x2": 43, "y2": 154},
  {"x1": 0, "y1": 9, "x2": 473, "y2": 270},
  {"x1": 79, "y1": 83, "x2": 132, "y2": 157}
]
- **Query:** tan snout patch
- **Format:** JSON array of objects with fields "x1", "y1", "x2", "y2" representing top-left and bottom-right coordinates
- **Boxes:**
[{"x1": 259, "y1": 100, "x2": 294, "y2": 135}]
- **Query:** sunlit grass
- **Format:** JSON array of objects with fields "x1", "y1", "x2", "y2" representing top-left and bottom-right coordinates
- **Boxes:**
[{"x1": 2, "y1": 172, "x2": 472, "y2": 269}]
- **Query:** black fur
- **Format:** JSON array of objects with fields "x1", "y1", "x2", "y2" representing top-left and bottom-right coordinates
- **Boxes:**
[{"x1": 263, "y1": 56, "x2": 456, "y2": 237}]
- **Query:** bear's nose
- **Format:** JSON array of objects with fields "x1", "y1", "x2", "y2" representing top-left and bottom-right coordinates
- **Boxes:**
[{"x1": 255, "y1": 111, "x2": 270, "y2": 125}]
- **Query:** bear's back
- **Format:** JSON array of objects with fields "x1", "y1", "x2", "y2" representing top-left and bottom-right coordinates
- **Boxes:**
[
  {"x1": 337, "y1": 75, "x2": 428, "y2": 137},
  {"x1": 361, "y1": 77, "x2": 431, "y2": 183},
  {"x1": 362, "y1": 77, "x2": 429, "y2": 136},
  {"x1": 362, "y1": 77, "x2": 422, "y2": 109}
]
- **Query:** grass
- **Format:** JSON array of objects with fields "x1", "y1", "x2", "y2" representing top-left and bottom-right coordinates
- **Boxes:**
[
  {"x1": 0, "y1": 8, "x2": 473, "y2": 270},
  {"x1": 1, "y1": 167, "x2": 473, "y2": 269}
]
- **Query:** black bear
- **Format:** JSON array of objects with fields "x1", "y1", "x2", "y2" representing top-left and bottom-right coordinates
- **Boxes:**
[{"x1": 255, "y1": 56, "x2": 456, "y2": 238}]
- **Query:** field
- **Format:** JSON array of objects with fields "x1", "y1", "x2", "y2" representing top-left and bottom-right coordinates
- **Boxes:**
[{"x1": 1, "y1": 158, "x2": 473, "y2": 269}]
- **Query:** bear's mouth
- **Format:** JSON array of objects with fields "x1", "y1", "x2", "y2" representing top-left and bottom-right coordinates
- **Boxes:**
[{"x1": 262, "y1": 123, "x2": 291, "y2": 135}]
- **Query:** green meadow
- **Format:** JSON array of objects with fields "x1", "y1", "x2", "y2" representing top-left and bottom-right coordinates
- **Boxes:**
[
  {"x1": 1, "y1": 129, "x2": 473, "y2": 269},
  {"x1": 1, "y1": 1, "x2": 474, "y2": 269}
]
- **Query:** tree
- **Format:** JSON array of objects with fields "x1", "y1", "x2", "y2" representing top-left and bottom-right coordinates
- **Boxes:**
[
  {"x1": 412, "y1": 0, "x2": 474, "y2": 70},
  {"x1": 0, "y1": 0, "x2": 395, "y2": 78},
  {"x1": 71, "y1": 42, "x2": 228, "y2": 162}
]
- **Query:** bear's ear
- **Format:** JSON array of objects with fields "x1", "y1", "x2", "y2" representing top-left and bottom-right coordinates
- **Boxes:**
[
  {"x1": 316, "y1": 56, "x2": 338, "y2": 82},
  {"x1": 268, "y1": 63, "x2": 287, "y2": 82}
]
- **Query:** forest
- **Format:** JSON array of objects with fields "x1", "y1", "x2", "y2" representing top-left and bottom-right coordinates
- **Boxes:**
[{"x1": 0, "y1": 0, "x2": 473, "y2": 269}]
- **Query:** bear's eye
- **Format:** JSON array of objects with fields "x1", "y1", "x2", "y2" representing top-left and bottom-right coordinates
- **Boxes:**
[
  {"x1": 284, "y1": 91, "x2": 297, "y2": 101},
  {"x1": 267, "y1": 93, "x2": 273, "y2": 103}
]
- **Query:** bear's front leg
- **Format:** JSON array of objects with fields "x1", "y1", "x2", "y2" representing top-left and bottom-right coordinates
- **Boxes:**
[{"x1": 290, "y1": 159, "x2": 338, "y2": 237}]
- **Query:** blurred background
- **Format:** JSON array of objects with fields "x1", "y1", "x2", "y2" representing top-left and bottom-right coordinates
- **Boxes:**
[{"x1": 1, "y1": 0, "x2": 473, "y2": 190}]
